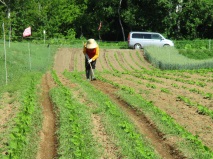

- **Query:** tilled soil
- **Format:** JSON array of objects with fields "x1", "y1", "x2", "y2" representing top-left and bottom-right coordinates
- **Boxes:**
[
  {"x1": 36, "y1": 72, "x2": 57, "y2": 159},
  {"x1": 37, "y1": 48, "x2": 213, "y2": 158},
  {"x1": 0, "y1": 93, "x2": 20, "y2": 155}
]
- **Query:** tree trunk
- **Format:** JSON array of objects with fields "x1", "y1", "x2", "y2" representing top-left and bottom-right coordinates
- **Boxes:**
[{"x1": 118, "y1": 0, "x2": 125, "y2": 41}]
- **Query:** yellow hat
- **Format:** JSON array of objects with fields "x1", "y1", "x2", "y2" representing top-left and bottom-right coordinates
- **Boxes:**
[{"x1": 86, "y1": 39, "x2": 98, "y2": 49}]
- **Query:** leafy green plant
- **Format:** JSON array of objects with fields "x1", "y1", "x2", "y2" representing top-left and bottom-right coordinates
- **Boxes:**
[
  {"x1": 171, "y1": 83, "x2": 179, "y2": 88},
  {"x1": 160, "y1": 88, "x2": 170, "y2": 94},
  {"x1": 204, "y1": 93, "x2": 213, "y2": 99},
  {"x1": 64, "y1": 71, "x2": 159, "y2": 159},
  {"x1": 146, "y1": 83, "x2": 156, "y2": 89},
  {"x1": 177, "y1": 95, "x2": 195, "y2": 107},
  {"x1": 189, "y1": 88, "x2": 203, "y2": 94},
  {"x1": 98, "y1": 75, "x2": 213, "y2": 158},
  {"x1": 4, "y1": 76, "x2": 41, "y2": 159},
  {"x1": 50, "y1": 70, "x2": 97, "y2": 158}
]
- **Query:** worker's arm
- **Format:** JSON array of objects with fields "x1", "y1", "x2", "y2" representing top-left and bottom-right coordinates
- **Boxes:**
[{"x1": 91, "y1": 46, "x2": 99, "y2": 61}]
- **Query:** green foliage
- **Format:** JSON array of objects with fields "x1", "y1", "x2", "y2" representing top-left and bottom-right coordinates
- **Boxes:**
[
  {"x1": 50, "y1": 71, "x2": 97, "y2": 158},
  {"x1": 178, "y1": 49, "x2": 213, "y2": 60},
  {"x1": 1, "y1": 0, "x2": 213, "y2": 41},
  {"x1": 64, "y1": 71, "x2": 159, "y2": 159},
  {"x1": 177, "y1": 95, "x2": 213, "y2": 119},
  {"x1": 146, "y1": 83, "x2": 156, "y2": 89},
  {"x1": 160, "y1": 88, "x2": 170, "y2": 93},
  {"x1": 2, "y1": 75, "x2": 41, "y2": 159},
  {"x1": 144, "y1": 46, "x2": 213, "y2": 70}
]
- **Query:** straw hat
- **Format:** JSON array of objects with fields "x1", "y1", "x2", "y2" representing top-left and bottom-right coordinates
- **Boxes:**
[{"x1": 86, "y1": 39, "x2": 98, "y2": 49}]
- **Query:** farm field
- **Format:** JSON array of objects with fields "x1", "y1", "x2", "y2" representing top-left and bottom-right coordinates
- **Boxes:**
[{"x1": 1, "y1": 47, "x2": 213, "y2": 158}]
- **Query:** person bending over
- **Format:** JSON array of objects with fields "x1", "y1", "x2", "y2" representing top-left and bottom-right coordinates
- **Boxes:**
[{"x1": 83, "y1": 39, "x2": 99, "y2": 80}]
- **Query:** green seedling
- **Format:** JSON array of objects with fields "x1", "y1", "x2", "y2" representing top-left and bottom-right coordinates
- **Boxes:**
[{"x1": 160, "y1": 88, "x2": 170, "y2": 94}]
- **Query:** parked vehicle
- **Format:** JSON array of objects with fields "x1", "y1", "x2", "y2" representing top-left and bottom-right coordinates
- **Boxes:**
[{"x1": 128, "y1": 31, "x2": 174, "y2": 49}]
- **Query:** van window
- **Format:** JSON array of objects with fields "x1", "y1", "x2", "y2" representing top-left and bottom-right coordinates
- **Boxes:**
[
  {"x1": 132, "y1": 33, "x2": 143, "y2": 38},
  {"x1": 143, "y1": 34, "x2": 151, "y2": 39},
  {"x1": 151, "y1": 34, "x2": 161, "y2": 39},
  {"x1": 132, "y1": 33, "x2": 151, "y2": 39}
]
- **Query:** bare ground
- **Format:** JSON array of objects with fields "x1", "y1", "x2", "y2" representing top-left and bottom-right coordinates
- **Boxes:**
[
  {"x1": 37, "y1": 48, "x2": 213, "y2": 158},
  {"x1": 0, "y1": 93, "x2": 20, "y2": 155},
  {"x1": 36, "y1": 72, "x2": 57, "y2": 159},
  {"x1": 44, "y1": 48, "x2": 182, "y2": 158},
  {"x1": 2, "y1": 47, "x2": 212, "y2": 158}
]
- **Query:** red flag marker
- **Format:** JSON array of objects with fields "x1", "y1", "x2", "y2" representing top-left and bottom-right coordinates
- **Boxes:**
[{"x1": 23, "y1": 27, "x2": 31, "y2": 37}]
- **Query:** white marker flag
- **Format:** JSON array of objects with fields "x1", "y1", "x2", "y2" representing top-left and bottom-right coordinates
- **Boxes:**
[{"x1": 23, "y1": 27, "x2": 31, "y2": 37}]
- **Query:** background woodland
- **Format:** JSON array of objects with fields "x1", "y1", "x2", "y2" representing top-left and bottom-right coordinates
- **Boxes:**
[{"x1": 0, "y1": 0, "x2": 213, "y2": 41}]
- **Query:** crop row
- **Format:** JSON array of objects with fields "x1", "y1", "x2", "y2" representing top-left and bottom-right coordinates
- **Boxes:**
[
  {"x1": 97, "y1": 73, "x2": 213, "y2": 159},
  {"x1": 177, "y1": 95, "x2": 213, "y2": 119},
  {"x1": 102, "y1": 69, "x2": 213, "y2": 123},
  {"x1": 93, "y1": 49, "x2": 213, "y2": 157},
  {"x1": 63, "y1": 70, "x2": 160, "y2": 158},
  {"x1": 50, "y1": 71, "x2": 96, "y2": 158},
  {"x1": 104, "y1": 52, "x2": 213, "y2": 107},
  {"x1": 1, "y1": 74, "x2": 42, "y2": 159}
]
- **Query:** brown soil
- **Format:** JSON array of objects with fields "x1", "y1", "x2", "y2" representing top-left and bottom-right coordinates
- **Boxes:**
[
  {"x1": 3, "y1": 47, "x2": 210, "y2": 158},
  {"x1": 36, "y1": 72, "x2": 57, "y2": 159},
  {"x1": 56, "y1": 71, "x2": 119, "y2": 158},
  {"x1": 0, "y1": 93, "x2": 19, "y2": 155},
  {"x1": 0, "y1": 93, "x2": 19, "y2": 133},
  {"x1": 1, "y1": 47, "x2": 212, "y2": 158},
  {"x1": 92, "y1": 80, "x2": 184, "y2": 159}
]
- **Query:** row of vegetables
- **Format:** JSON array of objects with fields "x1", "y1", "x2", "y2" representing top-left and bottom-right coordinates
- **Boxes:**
[
  {"x1": 95, "y1": 50, "x2": 213, "y2": 157},
  {"x1": 97, "y1": 71, "x2": 213, "y2": 159},
  {"x1": 2, "y1": 47, "x2": 213, "y2": 158},
  {"x1": 1, "y1": 74, "x2": 42, "y2": 159},
  {"x1": 62, "y1": 70, "x2": 159, "y2": 158}
]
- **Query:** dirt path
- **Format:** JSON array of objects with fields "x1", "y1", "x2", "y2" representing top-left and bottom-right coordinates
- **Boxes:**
[{"x1": 36, "y1": 72, "x2": 57, "y2": 159}]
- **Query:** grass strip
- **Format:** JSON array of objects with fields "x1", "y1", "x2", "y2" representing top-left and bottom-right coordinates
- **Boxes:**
[
  {"x1": 144, "y1": 46, "x2": 213, "y2": 70},
  {"x1": 0, "y1": 43, "x2": 57, "y2": 87},
  {"x1": 64, "y1": 71, "x2": 160, "y2": 159}
]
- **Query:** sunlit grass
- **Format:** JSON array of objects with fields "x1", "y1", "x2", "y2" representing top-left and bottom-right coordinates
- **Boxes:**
[
  {"x1": 0, "y1": 42, "x2": 57, "y2": 88},
  {"x1": 144, "y1": 46, "x2": 213, "y2": 70}
]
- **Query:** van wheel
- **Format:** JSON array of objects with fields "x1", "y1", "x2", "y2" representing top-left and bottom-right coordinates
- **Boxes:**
[
  {"x1": 163, "y1": 44, "x2": 170, "y2": 47},
  {"x1": 134, "y1": 44, "x2": 142, "y2": 49}
]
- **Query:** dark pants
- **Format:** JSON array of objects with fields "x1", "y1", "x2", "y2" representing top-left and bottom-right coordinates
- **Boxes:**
[{"x1": 85, "y1": 58, "x2": 96, "y2": 79}]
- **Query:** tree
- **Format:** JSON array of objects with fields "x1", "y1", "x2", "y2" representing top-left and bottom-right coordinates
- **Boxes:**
[
  {"x1": 118, "y1": 0, "x2": 125, "y2": 41},
  {"x1": 1, "y1": 0, "x2": 213, "y2": 41},
  {"x1": 179, "y1": 0, "x2": 213, "y2": 39}
]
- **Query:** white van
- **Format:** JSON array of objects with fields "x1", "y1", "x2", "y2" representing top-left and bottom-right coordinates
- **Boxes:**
[{"x1": 128, "y1": 32, "x2": 174, "y2": 49}]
